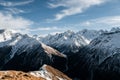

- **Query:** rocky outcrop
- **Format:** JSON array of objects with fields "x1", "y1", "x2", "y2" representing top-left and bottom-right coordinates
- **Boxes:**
[
  {"x1": 0, "y1": 71, "x2": 45, "y2": 80},
  {"x1": 30, "y1": 64, "x2": 72, "y2": 80},
  {"x1": 0, "y1": 65, "x2": 71, "y2": 80}
]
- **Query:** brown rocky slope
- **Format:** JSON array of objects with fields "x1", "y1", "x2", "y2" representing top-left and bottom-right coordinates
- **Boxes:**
[{"x1": 0, "y1": 65, "x2": 71, "y2": 80}]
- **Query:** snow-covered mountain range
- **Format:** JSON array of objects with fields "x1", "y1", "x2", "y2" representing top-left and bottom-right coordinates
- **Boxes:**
[
  {"x1": 0, "y1": 29, "x2": 16, "y2": 42},
  {"x1": 0, "y1": 30, "x2": 67, "y2": 72},
  {"x1": 88, "y1": 29, "x2": 120, "y2": 80},
  {"x1": 0, "y1": 27, "x2": 120, "y2": 80},
  {"x1": 40, "y1": 29, "x2": 103, "y2": 54},
  {"x1": 66, "y1": 27, "x2": 120, "y2": 80}
]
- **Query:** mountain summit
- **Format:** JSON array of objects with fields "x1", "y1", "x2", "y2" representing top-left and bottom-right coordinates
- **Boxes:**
[
  {"x1": 40, "y1": 29, "x2": 102, "y2": 54},
  {"x1": 0, "y1": 30, "x2": 67, "y2": 72}
]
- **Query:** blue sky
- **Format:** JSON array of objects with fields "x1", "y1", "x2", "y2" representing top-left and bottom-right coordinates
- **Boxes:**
[{"x1": 0, "y1": 0, "x2": 120, "y2": 35}]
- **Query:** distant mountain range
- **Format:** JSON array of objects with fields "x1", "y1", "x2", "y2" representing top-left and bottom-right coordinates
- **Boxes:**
[
  {"x1": 0, "y1": 27, "x2": 120, "y2": 80},
  {"x1": 40, "y1": 29, "x2": 105, "y2": 55}
]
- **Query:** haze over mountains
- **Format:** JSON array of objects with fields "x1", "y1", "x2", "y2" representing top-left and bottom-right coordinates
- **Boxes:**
[{"x1": 0, "y1": 27, "x2": 120, "y2": 80}]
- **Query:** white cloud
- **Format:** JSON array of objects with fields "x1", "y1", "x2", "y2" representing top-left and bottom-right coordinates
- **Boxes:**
[
  {"x1": 29, "y1": 27, "x2": 59, "y2": 31},
  {"x1": 0, "y1": 12, "x2": 33, "y2": 33},
  {"x1": 80, "y1": 16, "x2": 120, "y2": 30},
  {"x1": 92, "y1": 16, "x2": 120, "y2": 25},
  {"x1": 0, "y1": 0, "x2": 34, "y2": 7},
  {"x1": 5, "y1": 8, "x2": 25, "y2": 14},
  {"x1": 48, "y1": 0, "x2": 108, "y2": 21}
]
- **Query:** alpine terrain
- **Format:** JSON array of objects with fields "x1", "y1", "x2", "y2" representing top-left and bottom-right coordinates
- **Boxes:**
[
  {"x1": 0, "y1": 28, "x2": 120, "y2": 80},
  {"x1": 40, "y1": 29, "x2": 103, "y2": 55}
]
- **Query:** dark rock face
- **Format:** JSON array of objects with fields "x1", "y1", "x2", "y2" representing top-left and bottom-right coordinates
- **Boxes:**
[
  {"x1": 66, "y1": 47, "x2": 120, "y2": 80},
  {"x1": 51, "y1": 55, "x2": 68, "y2": 72},
  {"x1": 48, "y1": 45, "x2": 82, "y2": 56},
  {"x1": 93, "y1": 53, "x2": 120, "y2": 80},
  {"x1": 66, "y1": 31, "x2": 120, "y2": 80},
  {"x1": 0, "y1": 46, "x2": 12, "y2": 67},
  {"x1": 2, "y1": 44, "x2": 52, "y2": 71},
  {"x1": 66, "y1": 47, "x2": 92, "y2": 80},
  {"x1": 0, "y1": 36, "x2": 67, "y2": 72}
]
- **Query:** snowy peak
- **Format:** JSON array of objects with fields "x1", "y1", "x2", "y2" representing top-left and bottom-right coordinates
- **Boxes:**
[
  {"x1": 77, "y1": 29, "x2": 103, "y2": 41},
  {"x1": 0, "y1": 29, "x2": 23, "y2": 45},
  {"x1": 0, "y1": 30, "x2": 68, "y2": 71},
  {"x1": 40, "y1": 29, "x2": 102, "y2": 54},
  {"x1": 65, "y1": 28, "x2": 120, "y2": 80},
  {"x1": 63, "y1": 30, "x2": 75, "y2": 36},
  {"x1": 0, "y1": 29, "x2": 66, "y2": 58},
  {"x1": 0, "y1": 29, "x2": 13, "y2": 42},
  {"x1": 90, "y1": 30, "x2": 120, "y2": 51},
  {"x1": 88, "y1": 30, "x2": 120, "y2": 65}
]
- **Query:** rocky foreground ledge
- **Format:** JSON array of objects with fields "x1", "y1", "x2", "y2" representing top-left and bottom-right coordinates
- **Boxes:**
[
  {"x1": 0, "y1": 71, "x2": 45, "y2": 80},
  {"x1": 0, "y1": 65, "x2": 71, "y2": 80}
]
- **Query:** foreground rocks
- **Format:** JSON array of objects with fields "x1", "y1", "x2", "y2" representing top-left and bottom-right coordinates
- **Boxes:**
[
  {"x1": 30, "y1": 64, "x2": 71, "y2": 80},
  {"x1": 0, "y1": 71, "x2": 45, "y2": 80},
  {"x1": 0, "y1": 65, "x2": 71, "y2": 80}
]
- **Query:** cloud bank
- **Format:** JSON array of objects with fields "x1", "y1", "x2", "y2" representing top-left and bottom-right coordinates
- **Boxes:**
[
  {"x1": 0, "y1": 12, "x2": 33, "y2": 33},
  {"x1": 82, "y1": 16, "x2": 120, "y2": 26},
  {"x1": 0, "y1": 0, "x2": 34, "y2": 7},
  {"x1": 48, "y1": 0, "x2": 108, "y2": 21}
]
